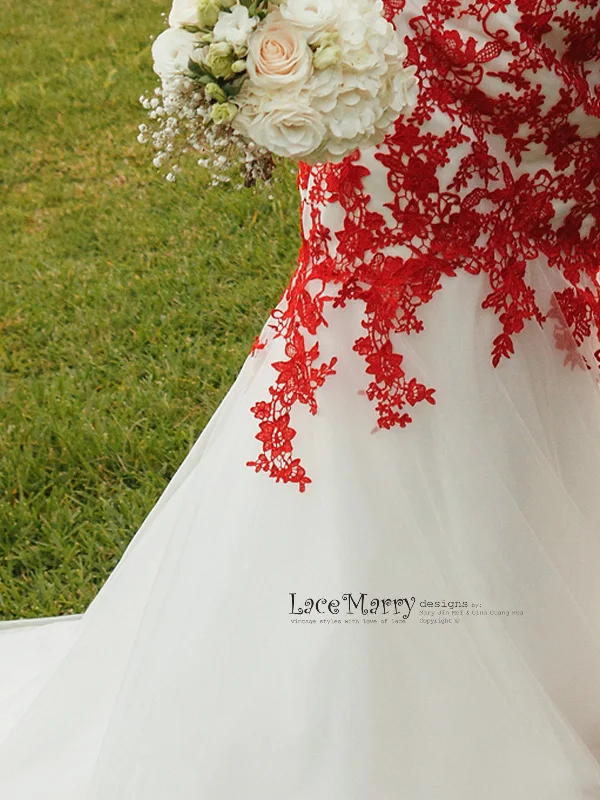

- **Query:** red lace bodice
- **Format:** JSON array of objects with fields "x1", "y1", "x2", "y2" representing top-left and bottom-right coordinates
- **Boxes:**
[{"x1": 246, "y1": 0, "x2": 600, "y2": 492}]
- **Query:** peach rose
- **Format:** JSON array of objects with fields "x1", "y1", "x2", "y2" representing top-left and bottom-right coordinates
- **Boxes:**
[{"x1": 247, "y1": 12, "x2": 313, "y2": 89}]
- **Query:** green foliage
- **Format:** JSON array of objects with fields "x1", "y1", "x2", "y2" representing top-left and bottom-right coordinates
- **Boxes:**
[{"x1": 0, "y1": 0, "x2": 300, "y2": 618}]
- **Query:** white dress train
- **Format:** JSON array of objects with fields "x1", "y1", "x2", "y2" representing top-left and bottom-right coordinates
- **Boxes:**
[
  {"x1": 1, "y1": 256, "x2": 600, "y2": 798},
  {"x1": 2, "y1": 0, "x2": 600, "y2": 795}
]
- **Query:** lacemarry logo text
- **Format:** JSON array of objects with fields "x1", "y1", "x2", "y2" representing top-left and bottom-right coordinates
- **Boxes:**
[{"x1": 289, "y1": 593, "x2": 417, "y2": 619}]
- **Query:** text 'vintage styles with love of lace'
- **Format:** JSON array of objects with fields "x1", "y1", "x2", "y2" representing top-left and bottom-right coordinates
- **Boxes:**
[{"x1": 246, "y1": 0, "x2": 600, "y2": 492}]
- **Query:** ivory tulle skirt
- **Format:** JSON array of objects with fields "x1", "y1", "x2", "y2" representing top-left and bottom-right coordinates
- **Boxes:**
[{"x1": 1, "y1": 258, "x2": 600, "y2": 798}]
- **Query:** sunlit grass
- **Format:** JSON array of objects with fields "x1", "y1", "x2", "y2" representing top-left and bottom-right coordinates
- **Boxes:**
[{"x1": 0, "y1": 0, "x2": 300, "y2": 618}]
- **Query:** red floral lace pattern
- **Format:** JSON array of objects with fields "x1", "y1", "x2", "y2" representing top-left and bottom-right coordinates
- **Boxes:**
[{"x1": 246, "y1": 0, "x2": 600, "y2": 492}]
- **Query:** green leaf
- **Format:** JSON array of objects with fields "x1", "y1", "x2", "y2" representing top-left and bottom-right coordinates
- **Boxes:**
[
  {"x1": 187, "y1": 58, "x2": 214, "y2": 80},
  {"x1": 223, "y1": 76, "x2": 247, "y2": 97}
]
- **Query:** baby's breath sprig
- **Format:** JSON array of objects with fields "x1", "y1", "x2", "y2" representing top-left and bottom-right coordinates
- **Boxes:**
[{"x1": 138, "y1": 77, "x2": 276, "y2": 187}]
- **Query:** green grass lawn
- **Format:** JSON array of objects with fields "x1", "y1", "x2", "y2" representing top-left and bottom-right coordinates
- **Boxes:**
[{"x1": 0, "y1": 0, "x2": 300, "y2": 619}]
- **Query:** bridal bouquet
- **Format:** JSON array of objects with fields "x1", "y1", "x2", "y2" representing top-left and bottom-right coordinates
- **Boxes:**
[{"x1": 139, "y1": 0, "x2": 418, "y2": 186}]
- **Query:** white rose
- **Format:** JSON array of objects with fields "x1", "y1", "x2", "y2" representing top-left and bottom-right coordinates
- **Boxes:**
[
  {"x1": 152, "y1": 27, "x2": 200, "y2": 81},
  {"x1": 168, "y1": 0, "x2": 201, "y2": 28},
  {"x1": 234, "y1": 94, "x2": 326, "y2": 159},
  {"x1": 213, "y1": 5, "x2": 258, "y2": 50},
  {"x1": 246, "y1": 11, "x2": 313, "y2": 89},
  {"x1": 280, "y1": 0, "x2": 342, "y2": 38}
]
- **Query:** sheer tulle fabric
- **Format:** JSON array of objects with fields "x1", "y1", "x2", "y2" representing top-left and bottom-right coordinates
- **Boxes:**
[
  {"x1": 2, "y1": 0, "x2": 600, "y2": 795},
  {"x1": 1, "y1": 256, "x2": 600, "y2": 797}
]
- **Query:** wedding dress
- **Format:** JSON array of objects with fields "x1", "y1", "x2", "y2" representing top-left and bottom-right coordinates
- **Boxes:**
[{"x1": 1, "y1": 1, "x2": 600, "y2": 797}]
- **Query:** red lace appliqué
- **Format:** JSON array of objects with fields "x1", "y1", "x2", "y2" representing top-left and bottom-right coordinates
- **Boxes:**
[{"x1": 246, "y1": 0, "x2": 600, "y2": 492}]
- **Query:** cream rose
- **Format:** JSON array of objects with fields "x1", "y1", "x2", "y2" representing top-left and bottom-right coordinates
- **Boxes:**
[
  {"x1": 234, "y1": 95, "x2": 326, "y2": 159},
  {"x1": 246, "y1": 12, "x2": 313, "y2": 89}
]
